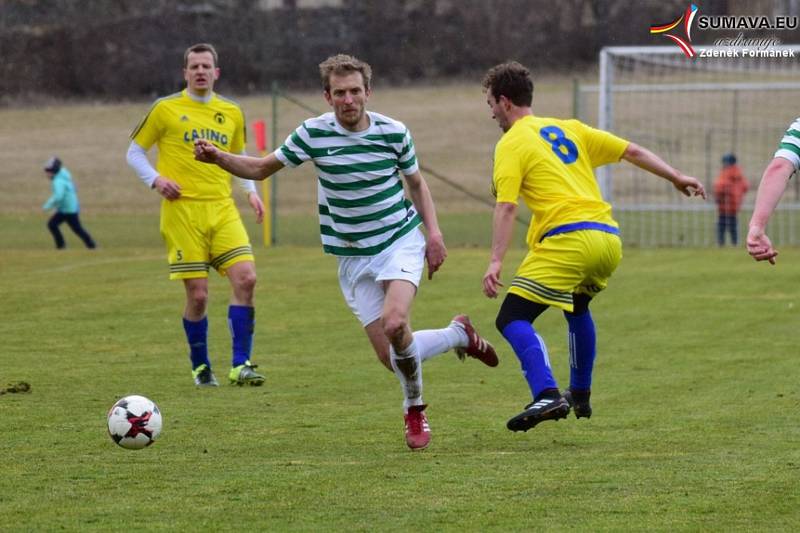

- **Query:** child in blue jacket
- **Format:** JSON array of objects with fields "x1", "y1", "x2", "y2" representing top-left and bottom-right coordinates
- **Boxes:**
[{"x1": 43, "y1": 157, "x2": 96, "y2": 249}]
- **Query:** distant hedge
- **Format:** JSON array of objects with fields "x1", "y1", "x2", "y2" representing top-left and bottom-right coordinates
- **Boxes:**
[{"x1": 2, "y1": 0, "x2": 770, "y2": 102}]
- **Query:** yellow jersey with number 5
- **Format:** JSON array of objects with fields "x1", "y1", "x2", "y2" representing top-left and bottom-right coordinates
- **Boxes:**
[
  {"x1": 492, "y1": 115, "x2": 629, "y2": 246},
  {"x1": 130, "y1": 90, "x2": 246, "y2": 200}
]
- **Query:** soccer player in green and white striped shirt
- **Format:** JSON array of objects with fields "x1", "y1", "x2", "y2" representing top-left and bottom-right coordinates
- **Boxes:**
[
  {"x1": 194, "y1": 54, "x2": 498, "y2": 450},
  {"x1": 748, "y1": 117, "x2": 800, "y2": 264}
]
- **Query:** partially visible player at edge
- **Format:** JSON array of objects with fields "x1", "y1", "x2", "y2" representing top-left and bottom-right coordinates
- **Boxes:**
[
  {"x1": 126, "y1": 43, "x2": 267, "y2": 388},
  {"x1": 481, "y1": 61, "x2": 706, "y2": 432},
  {"x1": 194, "y1": 54, "x2": 498, "y2": 450},
  {"x1": 747, "y1": 117, "x2": 800, "y2": 264}
]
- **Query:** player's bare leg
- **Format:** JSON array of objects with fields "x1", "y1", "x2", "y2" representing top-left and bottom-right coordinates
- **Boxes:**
[
  {"x1": 227, "y1": 260, "x2": 256, "y2": 306},
  {"x1": 183, "y1": 278, "x2": 209, "y2": 320},
  {"x1": 364, "y1": 321, "x2": 392, "y2": 371},
  {"x1": 379, "y1": 280, "x2": 429, "y2": 449}
]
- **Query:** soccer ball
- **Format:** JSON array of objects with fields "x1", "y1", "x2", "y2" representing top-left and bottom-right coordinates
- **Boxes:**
[{"x1": 107, "y1": 395, "x2": 163, "y2": 449}]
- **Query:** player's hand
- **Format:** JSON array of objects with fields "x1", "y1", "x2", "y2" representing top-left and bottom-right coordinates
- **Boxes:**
[
  {"x1": 153, "y1": 176, "x2": 181, "y2": 200},
  {"x1": 482, "y1": 260, "x2": 504, "y2": 298},
  {"x1": 194, "y1": 139, "x2": 220, "y2": 163},
  {"x1": 425, "y1": 232, "x2": 447, "y2": 280},
  {"x1": 747, "y1": 226, "x2": 778, "y2": 264},
  {"x1": 673, "y1": 174, "x2": 707, "y2": 200},
  {"x1": 248, "y1": 192, "x2": 265, "y2": 224}
]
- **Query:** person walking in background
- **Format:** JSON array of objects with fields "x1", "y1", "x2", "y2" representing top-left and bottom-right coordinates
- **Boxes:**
[
  {"x1": 747, "y1": 118, "x2": 800, "y2": 264},
  {"x1": 713, "y1": 153, "x2": 749, "y2": 246},
  {"x1": 194, "y1": 54, "x2": 498, "y2": 451},
  {"x1": 42, "y1": 157, "x2": 96, "y2": 250},
  {"x1": 126, "y1": 43, "x2": 267, "y2": 388},
  {"x1": 480, "y1": 62, "x2": 706, "y2": 433}
]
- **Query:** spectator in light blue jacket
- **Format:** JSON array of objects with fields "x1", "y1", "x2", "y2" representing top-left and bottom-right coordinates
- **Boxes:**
[{"x1": 43, "y1": 157, "x2": 96, "y2": 249}]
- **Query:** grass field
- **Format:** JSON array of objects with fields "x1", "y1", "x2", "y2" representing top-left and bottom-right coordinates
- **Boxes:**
[
  {"x1": 2, "y1": 213, "x2": 800, "y2": 531},
  {"x1": 2, "y1": 83, "x2": 800, "y2": 530}
]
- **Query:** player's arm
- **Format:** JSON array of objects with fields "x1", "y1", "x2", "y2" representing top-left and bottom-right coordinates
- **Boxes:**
[
  {"x1": 747, "y1": 157, "x2": 795, "y2": 264},
  {"x1": 126, "y1": 141, "x2": 182, "y2": 200},
  {"x1": 484, "y1": 137, "x2": 522, "y2": 298},
  {"x1": 128, "y1": 103, "x2": 182, "y2": 199},
  {"x1": 229, "y1": 109, "x2": 265, "y2": 223},
  {"x1": 194, "y1": 139, "x2": 284, "y2": 180},
  {"x1": 405, "y1": 170, "x2": 446, "y2": 279},
  {"x1": 232, "y1": 150, "x2": 265, "y2": 224},
  {"x1": 622, "y1": 142, "x2": 706, "y2": 199},
  {"x1": 235, "y1": 176, "x2": 265, "y2": 224},
  {"x1": 483, "y1": 202, "x2": 516, "y2": 298}
]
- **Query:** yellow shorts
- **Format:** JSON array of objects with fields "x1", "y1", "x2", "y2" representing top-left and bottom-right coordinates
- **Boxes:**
[
  {"x1": 160, "y1": 198, "x2": 254, "y2": 280},
  {"x1": 508, "y1": 230, "x2": 622, "y2": 312}
]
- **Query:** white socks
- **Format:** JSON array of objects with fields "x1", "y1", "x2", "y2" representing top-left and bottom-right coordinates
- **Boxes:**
[
  {"x1": 390, "y1": 338, "x2": 423, "y2": 411},
  {"x1": 390, "y1": 323, "x2": 471, "y2": 411},
  {"x1": 413, "y1": 322, "x2": 469, "y2": 362}
]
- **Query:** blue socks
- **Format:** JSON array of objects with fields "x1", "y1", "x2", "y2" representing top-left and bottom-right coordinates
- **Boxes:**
[
  {"x1": 501, "y1": 320, "x2": 557, "y2": 399},
  {"x1": 184, "y1": 307, "x2": 255, "y2": 370},
  {"x1": 564, "y1": 309, "x2": 596, "y2": 391},
  {"x1": 183, "y1": 316, "x2": 210, "y2": 370},
  {"x1": 228, "y1": 305, "x2": 255, "y2": 367}
]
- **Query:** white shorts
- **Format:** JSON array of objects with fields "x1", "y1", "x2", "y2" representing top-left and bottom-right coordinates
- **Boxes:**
[{"x1": 337, "y1": 227, "x2": 426, "y2": 326}]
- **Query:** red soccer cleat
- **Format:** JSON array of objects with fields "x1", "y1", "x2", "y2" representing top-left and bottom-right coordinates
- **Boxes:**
[
  {"x1": 404, "y1": 404, "x2": 431, "y2": 450},
  {"x1": 452, "y1": 315, "x2": 499, "y2": 367}
]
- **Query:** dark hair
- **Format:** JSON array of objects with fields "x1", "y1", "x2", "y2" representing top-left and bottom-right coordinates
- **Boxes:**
[
  {"x1": 722, "y1": 153, "x2": 737, "y2": 165},
  {"x1": 44, "y1": 156, "x2": 61, "y2": 173},
  {"x1": 319, "y1": 54, "x2": 372, "y2": 92},
  {"x1": 482, "y1": 61, "x2": 534, "y2": 107},
  {"x1": 184, "y1": 43, "x2": 218, "y2": 68}
]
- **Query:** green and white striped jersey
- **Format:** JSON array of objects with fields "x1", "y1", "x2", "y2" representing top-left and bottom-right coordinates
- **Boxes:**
[
  {"x1": 776, "y1": 117, "x2": 800, "y2": 171},
  {"x1": 275, "y1": 111, "x2": 422, "y2": 256}
]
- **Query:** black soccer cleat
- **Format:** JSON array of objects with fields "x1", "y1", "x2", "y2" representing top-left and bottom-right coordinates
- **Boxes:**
[
  {"x1": 563, "y1": 388, "x2": 592, "y2": 419},
  {"x1": 506, "y1": 395, "x2": 570, "y2": 432},
  {"x1": 193, "y1": 364, "x2": 219, "y2": 387},
  {"x1": 229, "y1": 361, "x2": 265, "y2": 386}
]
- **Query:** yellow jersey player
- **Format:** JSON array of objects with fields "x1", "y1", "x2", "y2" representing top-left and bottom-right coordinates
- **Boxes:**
[
  {"x1": 126, "y1": 43, "x2": 266, "y2": 387},
  {"x1": 480, "y1": 61, "x2": 705, "y2": 432}
]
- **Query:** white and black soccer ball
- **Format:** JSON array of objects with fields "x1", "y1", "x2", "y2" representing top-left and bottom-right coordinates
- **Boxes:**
[{"x1": 107, "y1": 395, "x2": 163, "y2": 449}]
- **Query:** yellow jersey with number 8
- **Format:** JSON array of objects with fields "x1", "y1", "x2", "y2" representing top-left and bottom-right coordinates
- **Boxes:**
[{"x1": 492, "y1": 115, "x2": 629, "y2": 246}]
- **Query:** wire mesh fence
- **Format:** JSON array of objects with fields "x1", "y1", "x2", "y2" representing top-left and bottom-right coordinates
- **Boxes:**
[{"x1": 577, "y1": 45, "x2": 800, "y2": 247}]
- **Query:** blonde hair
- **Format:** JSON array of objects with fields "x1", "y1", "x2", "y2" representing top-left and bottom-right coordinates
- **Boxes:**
[{"x1": 318, "y1": 54, "x2": 372, "y2": 92}]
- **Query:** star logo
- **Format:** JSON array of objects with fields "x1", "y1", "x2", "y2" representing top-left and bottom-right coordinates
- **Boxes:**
[{"x1": 650, "y1": 4, "x2": 699, "y2": 58}]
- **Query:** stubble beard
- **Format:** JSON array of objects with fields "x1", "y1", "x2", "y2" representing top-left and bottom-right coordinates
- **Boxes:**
[{"x1": 338, "y1": 107, "x2": 365, "y2": 130}]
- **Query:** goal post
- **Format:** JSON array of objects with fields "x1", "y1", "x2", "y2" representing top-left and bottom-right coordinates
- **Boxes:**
[{"x1": 580, "y1": 45, "x2": 800, "y2": 247}]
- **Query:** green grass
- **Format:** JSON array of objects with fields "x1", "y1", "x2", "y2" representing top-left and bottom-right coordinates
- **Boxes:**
[
  {"x1": 0, "y1": 211, "x2": 513, "y2": 250},
  {"x1": 2, "y1": 214, "x2": 800, "y2": 531}
]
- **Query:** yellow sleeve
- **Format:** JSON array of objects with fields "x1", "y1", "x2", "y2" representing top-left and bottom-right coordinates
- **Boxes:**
[
  {"x1": 492, "y1": 139, "x2": 523, "y2": 204},
  {"x1": 130, "y1": 102, "x2": 163, "y2": 150},
  {"x1": 229, "y1": 106, "x2": 246, "y2": 154},
  {"x1": 570, "y1": 120, "x2": 629, "y2": 168}
]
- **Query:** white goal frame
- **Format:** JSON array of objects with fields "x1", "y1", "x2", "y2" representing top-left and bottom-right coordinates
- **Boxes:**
[{"x1": 584, "y1": 45, "x2": 800, "y2": 247}]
